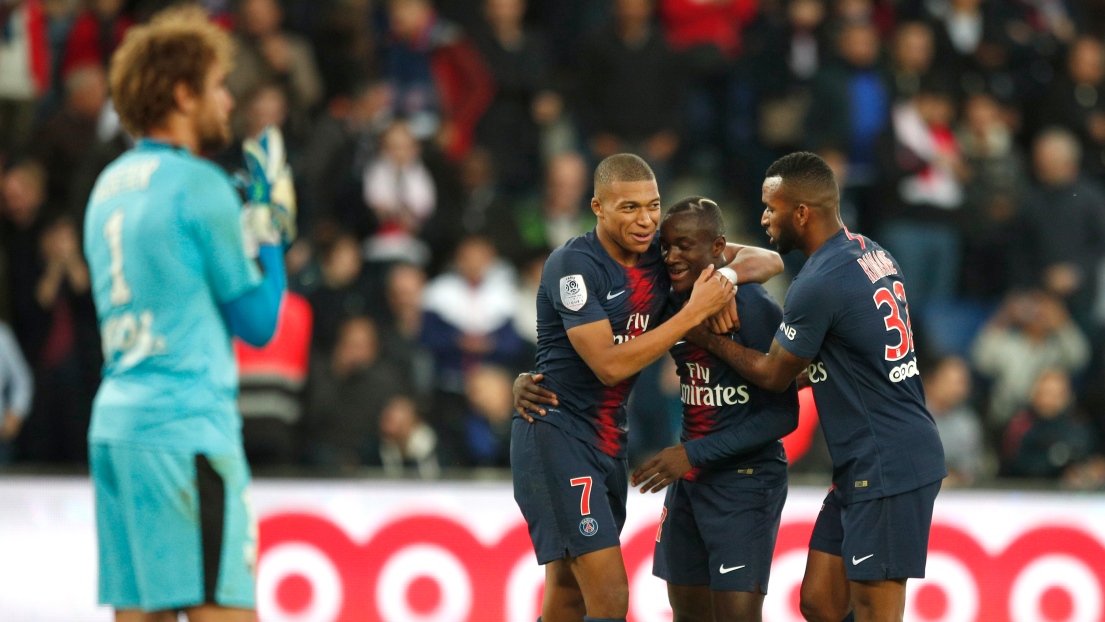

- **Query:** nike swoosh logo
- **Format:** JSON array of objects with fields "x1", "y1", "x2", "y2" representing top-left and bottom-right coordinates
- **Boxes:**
[
  {"x1": 607, "y1": 290, "x2": 626, "y2": 300},
  {"x1": 674, "y1": 340, "x2": 686, "y2": 345},
  {"x1": 852, "y1": 554, "x2": 874, "y2": 565},
  {"x1": 719, "y1": 564, "x2": 745, "y2": 574}
]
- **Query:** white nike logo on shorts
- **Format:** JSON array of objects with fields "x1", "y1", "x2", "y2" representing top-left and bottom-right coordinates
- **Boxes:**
[
  {"x1": 852, "y1": 554, "x2": 874, "y2": 565},
  {"x1": 719, "y1": 564, "x2": 745, "y2": 574}
]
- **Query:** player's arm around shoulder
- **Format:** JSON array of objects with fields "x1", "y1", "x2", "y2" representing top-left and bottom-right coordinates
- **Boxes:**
[{"x1": 722, "y1": 243, "x2": 784, "y2": 285}]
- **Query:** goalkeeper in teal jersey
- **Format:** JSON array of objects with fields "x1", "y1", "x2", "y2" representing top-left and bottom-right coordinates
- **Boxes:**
[{"x1": 82, "y1": 8, "x2": 294, "y2": 621}]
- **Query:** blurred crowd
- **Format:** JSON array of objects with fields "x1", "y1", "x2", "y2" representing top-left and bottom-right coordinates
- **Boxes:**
[{"x1": 0, "y1": 0, "x2": 1104, "y2": 488}]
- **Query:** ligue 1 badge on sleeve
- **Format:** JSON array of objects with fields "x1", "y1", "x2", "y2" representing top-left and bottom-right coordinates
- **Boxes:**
[
  {"x1": 579, "y1": 517, "x2": 598, "y2": 537},
  {"x1": 560, "y1": 274, "x2": 587, "y2": 311}
]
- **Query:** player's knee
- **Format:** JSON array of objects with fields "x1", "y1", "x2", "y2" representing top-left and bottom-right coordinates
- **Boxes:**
[
  {"x1": 799, "y1": 592, "x2": 848, "y2": 622},
  {"x1": 585, "y1": 579, "x2": 629, "y2": 616}
]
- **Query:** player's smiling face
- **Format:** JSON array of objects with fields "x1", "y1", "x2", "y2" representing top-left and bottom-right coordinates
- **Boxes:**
[
  {"x1": 593, "y1": 179, "x2": 661, "y2": 259},
  {"x1": 661, "y1": 212, "x2": 725, "y2": 293},
  {"x1": 761, "y1": 176, "x2": 800, "y2": 254}
]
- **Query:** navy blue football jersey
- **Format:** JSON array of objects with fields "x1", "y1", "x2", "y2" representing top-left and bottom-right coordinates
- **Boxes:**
[
  {"x1": 776, "y1": 228, "x2": 946, "y2": 503},
  {"x1": 531, "y1": 230, "x2": 669, "y2": 458},
  {"x1": 668, "y1": 284, "x2": 798, "y2": 487}
]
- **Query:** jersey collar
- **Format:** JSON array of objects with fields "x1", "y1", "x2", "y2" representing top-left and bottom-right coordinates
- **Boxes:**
[{"x1": 135, "y1": 138, "x2": 190, "y2": 154}]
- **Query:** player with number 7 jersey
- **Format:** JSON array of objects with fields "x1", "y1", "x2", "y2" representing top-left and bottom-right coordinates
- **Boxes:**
[{"x1": 689, "y1": 152, "x2": 945, "y2": 621}]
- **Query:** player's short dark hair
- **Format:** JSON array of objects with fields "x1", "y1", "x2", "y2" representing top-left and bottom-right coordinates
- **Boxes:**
[
  {"x1": 765, "y1": 151, "x2": 838, "y2": 198},
  {"x1": 665, "y1": 196, "x2": 725, "y2": 239},
  {"x1": 594, "y1": 153, "x2": 655, "y2": 189}
]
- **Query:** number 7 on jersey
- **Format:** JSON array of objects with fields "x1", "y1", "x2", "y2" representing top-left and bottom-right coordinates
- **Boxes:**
[{"x1": 570, "y1": 476, "x2": 592, "y2": 516}]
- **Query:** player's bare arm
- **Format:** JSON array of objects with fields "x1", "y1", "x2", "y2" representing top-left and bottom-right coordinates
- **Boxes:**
[
  {"x1": 722, "y1": 243, "x2": 784, "y2": 285},
  {"x1": 687, "y1": 326, "x2": 810, "y2": 393},
  {"x1": 568, "y1": 266, "x2": 734, "y2": 387}
]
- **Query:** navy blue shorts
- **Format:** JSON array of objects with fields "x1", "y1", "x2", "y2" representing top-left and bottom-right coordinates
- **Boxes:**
[
  {"x1": 653, "y1": 477, "x2": 787, "y2": 593},
  {"x1": 510, "y1": 419, "x2": 628, "y2": 564},
  {"x1": 809, "y1": 480, "x2": 941, "y2": 581}
]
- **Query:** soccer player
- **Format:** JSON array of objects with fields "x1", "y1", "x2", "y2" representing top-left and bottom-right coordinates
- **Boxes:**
[
  {"x1": 512, "y1": 154, "x2": 783, "y2": 622},
  {"x1": 688, "y1": 152, "x2": 946, "y2": 622},
  {"x1": 631, "y1": 197, "x2": 799, "y2": 622},
  {"x1": 520, "y1": 197, "x2": 798, "y2": 621},
  {"x1": 83, "y1": 8, "x2": 294, "y2": 622}
]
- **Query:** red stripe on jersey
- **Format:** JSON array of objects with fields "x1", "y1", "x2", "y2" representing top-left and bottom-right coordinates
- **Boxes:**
[
  {"x1": 844, "y1": 226, "x2": 866, "y2": 250},
  {"x1": 595, "y1": 380, "x2": 631, "y2": 457}
]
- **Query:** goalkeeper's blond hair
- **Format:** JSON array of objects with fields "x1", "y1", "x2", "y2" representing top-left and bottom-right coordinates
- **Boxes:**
[{"x1": 109, "y1": 6, "x2": 233, "y2": 137}]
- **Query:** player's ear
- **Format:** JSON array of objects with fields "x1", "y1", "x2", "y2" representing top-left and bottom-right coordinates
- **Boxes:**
[
  {"x1": 794, "y1": 203, "x2": 809, "y2": 226},
  {"x1": 173, "y1": 80, "x2": 197, "y2": 115},
  {"x1": 712, "y1": 235, "x2": 726, "y2": 257},
  {"x1": 590, "y1": 196, "x2": 603, "y2": 219}
]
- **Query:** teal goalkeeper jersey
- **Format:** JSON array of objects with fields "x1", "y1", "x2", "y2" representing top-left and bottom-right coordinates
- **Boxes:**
[{"x1": 84, "y1": 139, "x2": 262, "y2": 454}]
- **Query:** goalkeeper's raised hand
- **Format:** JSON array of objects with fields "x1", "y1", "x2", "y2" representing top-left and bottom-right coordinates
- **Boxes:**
[{"x1": 242, "y1": 125, "x2": 296, "y2": 247}]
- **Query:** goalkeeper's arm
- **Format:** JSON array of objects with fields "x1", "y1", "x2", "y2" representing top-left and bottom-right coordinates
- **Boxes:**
[
  {"x1": 221, "y1": 125, "x2": 295, "y2": 347},
  {"x1": 221, "y1": 244, "x2": 285, "y2": 347}
]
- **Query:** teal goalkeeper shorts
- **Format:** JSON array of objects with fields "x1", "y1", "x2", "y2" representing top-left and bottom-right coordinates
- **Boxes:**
[{"x1": 90, "y1": 442, "x2": 257, "y2": 611}]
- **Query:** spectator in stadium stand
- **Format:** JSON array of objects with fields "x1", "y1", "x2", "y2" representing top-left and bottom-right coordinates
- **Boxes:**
[
  {"x1": 925, "y1": 355, "x2": 985, "y2": 486},
  {"x1": 955, "y1": 90, "x2": 1030, "y2": 300},
  {"x1": 499, "y1": 150, "x2": 593, "y2": 265},
  {"x1": 458, "y1": 364, "x2": 514, "y2": 467},
  {"x1": 577, "y1": 0, "x2": 683, "y2": 186},
  {"x1": 971, "y1": 289, "x2": 1091, "y2": 439},
  {"x1": 0, "y1": 0, "x2": 50, "y2": 156},
  {"x1": 1020, "y1": 127, "x2": 1105, "y2": 333},
  {"x1": 234, "y1": 292, "x2": 312, "y2": 467},
  {"x1": 873, "y1": 76, "x2": 966, "y2": 311},
  {"x1": 375, "y1": 394, "x2": 442, "y2": 478},
  {"x1": 299, "y1": 81, "x2": 394, "y2": 232},
  {"x1": 361, "y1": 120, "x2": 436, "y2": 266},
  {"x1": 305, "y1": 232, "x2": 382, "y2": 356},
  {"x1": 227, "y1": 0, "x2": 323, "y2": 140},
  {"x1": 473, "y1": 0, "x2": 562, "y2": 193},
  {"x1": 824, "y1": 0, "x2": 896, "y2": 39},
  {"x1": 805, "y1": 21, "x2": 890, "y2": 209},
  {"x1": 511, "y1": 251, "x2": 546, "y2": 366},
  {"x1": 308, "y1": 0, "x2": 378, "y2": 103},
  {"x1": 380, "y1": 0, "x2": 495, "y2": 162},
  {"x1": 60, "y1": 0, "x2": 132, "y2": 77},
  {"x1": 30, "y1": 64, "x2": 109, "y2": 208},
  {"x1": 0, "y1": 320, "x2": 33, "y2": 466},
  {"x1": 887, "y1": 21, "x2": 937, "y2": 103},
  {"x1": 420, "y1": 234, "x2": 524, "y2": 396},
  {"x1": 1037, "y1": 37, "x2": 1105, "y2": 180},
  {"x1": 19, "y1": 215, "x2": 101, "y2": 464},
  {"x1": 923, "y1": 0, "x2": 1034, "y2": 102},
  {"x1": 656, "y1": 0, "x2": 757, "y2": 177},
  {"x1": 303, "y1": 316, "x2": 407, "y2": 472},
  {"x1": 380, "y1": 262, "x2": 435, "y2": 397},
  {"x1": 1, "y1": 161, "x2": 52, "y2": 374},
  {"x1": 740, "y1": 0, "x2": 827, "y2": 198},
  {"x1": 1001, "y1": 369, "x2": 1100, "y2": 480}
]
